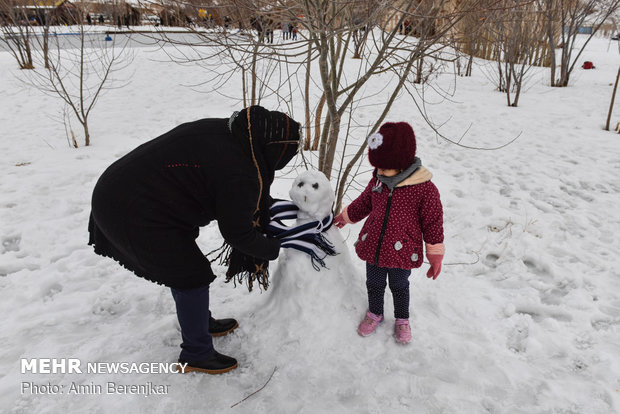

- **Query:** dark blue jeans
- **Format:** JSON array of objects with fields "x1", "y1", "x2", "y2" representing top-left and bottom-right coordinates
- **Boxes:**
[
  {"x1": 366, "y1": 263, "x2": 411, "y2": 319},
  {"x1": 170, "y1": 284, "x2": 215, "y2": 362}
]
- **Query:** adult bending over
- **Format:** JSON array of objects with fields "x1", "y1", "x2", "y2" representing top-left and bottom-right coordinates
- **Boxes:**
[{"x1": 88, "y1": 106, "x2": 302, "y2": 374}]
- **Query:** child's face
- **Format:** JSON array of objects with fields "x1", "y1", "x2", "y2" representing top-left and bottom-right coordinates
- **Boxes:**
[{"x1": 377, "y1": 168, "x2": 400, "y2": 177}]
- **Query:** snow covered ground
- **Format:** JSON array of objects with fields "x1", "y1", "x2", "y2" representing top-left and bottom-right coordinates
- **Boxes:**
[{"x1": 1, "y1": 31, "x2": 619, "y2": 413}]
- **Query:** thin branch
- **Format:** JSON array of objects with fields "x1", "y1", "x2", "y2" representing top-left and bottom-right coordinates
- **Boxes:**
[{"x1": 230, "y1": 366, "x2": 278, "y2": 409}]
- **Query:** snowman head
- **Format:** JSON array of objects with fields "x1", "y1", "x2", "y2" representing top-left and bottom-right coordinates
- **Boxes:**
[{"x1": 289, "y1": 170, "x2": 335, "y2": 220}]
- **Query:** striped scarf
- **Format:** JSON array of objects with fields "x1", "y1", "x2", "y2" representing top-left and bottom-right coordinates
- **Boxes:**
[{"x1": 268, "y1": 200, "x2": 337, "y2": 271}]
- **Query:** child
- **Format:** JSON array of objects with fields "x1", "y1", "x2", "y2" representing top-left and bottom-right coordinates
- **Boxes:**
[{"x1": 334, "y1": 122, "x2": 445, "y2": 344}]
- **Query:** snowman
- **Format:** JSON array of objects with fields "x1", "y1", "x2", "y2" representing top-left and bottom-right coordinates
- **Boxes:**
[{"x1": 256, "y1": 171, "x2": 364, "y2": 345}]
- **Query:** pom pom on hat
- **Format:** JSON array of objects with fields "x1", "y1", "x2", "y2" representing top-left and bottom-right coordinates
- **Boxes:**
[{"x1": 367, "y1": 122, "x2": 416, "y2": 169}]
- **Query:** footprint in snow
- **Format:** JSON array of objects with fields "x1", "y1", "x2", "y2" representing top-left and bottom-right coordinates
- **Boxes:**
[
  {"x1": 2, "y1": 235, "x2": 21, "y2": 253},
  {"x1": 591, "y1": 318, "x2": 619, "y2": 331},
  {"x1": 91, "y1": 296, "x2": 131, "y2": 317},
  {"x1": 477, "y1": 170, "x2": 491, "y2": 184},
  {"x1": 515, "y1": 305, "x2": 573, "y2": 323},
  {"x1": 42, "y1": 283, "x2": 63, "y2": 301},
  {"x1": 478, "y1": 206, "x2": 493, "y2": 217},
  {"x1": 484, "y1": 253, "x2": 500, "y2": 268},
  {"x1": 573, "y1": 332, "x2": 595, "y2": 350},
  {"x1": 540, "y1": 285, "x2": 570, "y2": 306},
  {"x1": 522, "y1": 258, "x2": 552, "y2": 278},
  {"x1": 559, "y1": 182, "x2": 594, "y2": 202},
  {"x1": 450, "y1": 189, "x2": 464, "y2": 198},
  {"x1": 506, "y1": 317, "x2": 529, "y2": 353}
]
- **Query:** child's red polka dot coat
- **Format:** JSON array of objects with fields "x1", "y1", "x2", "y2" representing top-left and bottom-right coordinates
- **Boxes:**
[{"x1": 344, "y1": 167, "x2": 444, "y2": 269}]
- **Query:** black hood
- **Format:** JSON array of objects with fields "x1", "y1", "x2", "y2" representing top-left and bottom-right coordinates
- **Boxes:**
[
  {"x1": 229, "y1": 106, "x2": 301, "y2": 172},
  {"x1": 224, "y1": 106, "x2": 302, "y2": 291}
]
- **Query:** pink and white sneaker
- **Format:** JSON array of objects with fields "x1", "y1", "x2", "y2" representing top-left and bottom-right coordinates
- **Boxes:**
[
  {"x1": 395, "y1": 319, "x2": 412, "y2": 343},
  {"x1": 357, "y1": 311, "x2": 384, "y2": 337}
]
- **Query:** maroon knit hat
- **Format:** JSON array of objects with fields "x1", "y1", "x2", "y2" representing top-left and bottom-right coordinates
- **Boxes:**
[{"x1": 367, "y1": 122, "x2": 416, "y2": 169}]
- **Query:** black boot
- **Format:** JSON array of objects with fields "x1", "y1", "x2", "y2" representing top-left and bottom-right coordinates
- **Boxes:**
[
  {"x1": 177, "y1": 351, "x2": 238, "y2": 374},
  {"x1": 209, "y1": 318, "x2": 239, "y2": 337}
]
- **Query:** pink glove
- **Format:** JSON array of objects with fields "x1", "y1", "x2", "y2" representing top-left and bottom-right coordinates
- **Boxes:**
[
  {"x1": 426, "y1": 254, "x2": 443, "y2": 280},
  {"x1": 334, "y1": 213, "x2": 347, "y2": 228}
]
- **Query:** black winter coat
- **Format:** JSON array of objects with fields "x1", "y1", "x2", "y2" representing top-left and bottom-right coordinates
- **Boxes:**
[{"x1": 88, "y1": 110, "x2": 299, "y2": 289}]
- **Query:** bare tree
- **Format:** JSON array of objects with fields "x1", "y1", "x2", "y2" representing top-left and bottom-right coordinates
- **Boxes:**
[
  {"x1": 487, "y1": 0, "x2": 545, "y2": 106},
  {"x1": 25, "y1": 1, "x2": 131, "y2": 147},
  {"x1": 544, "y1": 0, "x2": 620, "y2": 87},
  {"x1": 36, "y1": 3, "x2": 53, "y2": 69},
  {"x1": 1, "y1": 0, "x2": 77, "y2": 70},
  {"x1": 605, "y1": 65, "x2": 620, "y2": 131},
  {"x1": 0, "y1": 0, "x2": 35, "y2": 69},
  {"x1": 456, "y1": 0, "x2": 495, "y2": 76},
  {"x1": 298, "y1": 0, "x2": 484, "y2": 211},
  {"x1": 409, "y1": 1, "x2": 442, "y2": 84},
  {"x1": 156, "y1": 0, "x2": 504, "y2": 210},
  {"x1": 605, "y1": 38, "x2": 620, "y2": 131}
]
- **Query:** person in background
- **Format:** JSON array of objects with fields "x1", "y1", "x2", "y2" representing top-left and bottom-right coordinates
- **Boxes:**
[{"x1": 282, "y1": 22, "x2": 289, "y2": 40}]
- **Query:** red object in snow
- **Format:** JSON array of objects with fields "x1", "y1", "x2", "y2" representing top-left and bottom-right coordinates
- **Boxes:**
[{"x1": 583, "y1": 61, "x2": 595, "y2": 69}]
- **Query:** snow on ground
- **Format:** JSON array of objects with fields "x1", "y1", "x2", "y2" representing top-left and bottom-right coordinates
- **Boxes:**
[{"x1": 1, "y1": 32, "x2": 620, "y2": 413}]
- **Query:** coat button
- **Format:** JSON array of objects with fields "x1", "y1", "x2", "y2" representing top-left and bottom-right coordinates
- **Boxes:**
[
  {"x1": 394, "y1": 241, "x2": 403, "y2": 251},
  {"x1": 361, "y1": 233, "x2": 368, "y2": 241},
  {"x1": 411, "y1": 253, "x2": 418, "y2": 262}
]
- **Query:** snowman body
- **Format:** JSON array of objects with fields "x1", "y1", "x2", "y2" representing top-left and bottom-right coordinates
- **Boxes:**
[{"x1": 258, "y1": 171, "x2": 363, "y2": 347}]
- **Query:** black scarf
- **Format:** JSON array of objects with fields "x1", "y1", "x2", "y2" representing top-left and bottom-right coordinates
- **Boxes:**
[{"x1": 210, "y1": 106, "x2": 301, "y2": 291}]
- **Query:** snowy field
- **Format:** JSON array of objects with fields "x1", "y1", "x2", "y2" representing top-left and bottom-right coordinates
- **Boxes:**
[{"x1": 1, "y1": 31, "x2": 620, "y2": 414}]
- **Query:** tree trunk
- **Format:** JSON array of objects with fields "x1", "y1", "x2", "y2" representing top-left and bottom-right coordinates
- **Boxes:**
[
  {"x1": 605, "y1": 66, "x2": 620, "y2": 131},
  {"x1": 558, "y1": 66, "x2": 569, "y2": 86},
  {"x1": 317, "y1": 110, "x2": 331, "y2": 170},
  {"x1": 321, "y1": 114, "x2": 341, "y2": 180},
  {"x1": 512, "y1": 61, "x2": 527, "y2": 108},
  {"x1": 497, "y1": 58, "x2": 504, "y2": 92},
  {"x1": 20, "y1": 26, "x2": 34, "y2": 69},
  {"x1": 556, "y1": 21, "x2": 572, "y2": 87},
  {"x1": 558, "y1": 40, "x2": 571, "y2": 86},
  {"x1": 353, "y1": 30, "x2": 361, "y2": 59},
  {"x1": 352, "y1": 27, "x2": 368, "y2": 59},
  {"x1": 466, "y1": 52, "x2": 473, "y2": 77},
  {"x1": 83, "y1": 120, "x2": 90, "y2": 147},
  {"x1": 250, "y1": 43, "x2": 258, "y2": 105},
  {"x1": 241, "y1": 68, "x2": 247, "y2": 108},
  {"x1": 505, "y1": 64, "x2": 512, "y2": 106},
  {"x1": 512, "y1": 73, "x2": 522, "y2": 107},
  {"x1": 43, "y1": 25, "x2": 50, "y2": 69},
  {"x1": 304, "y1": 42, "x2": 312, "y2": 150},
  {"x1": 316, "y1": 31, "x2": 339, "y2": 176},
  {"x1": 415, "y1": 56, "x2": 424, "y2": 84},
  {"x1": 312, "y1": 93, "x2": 326, "y2": 151},
  {"x1": 545, "y1": 0, "x2": 556, "y2": 86}
]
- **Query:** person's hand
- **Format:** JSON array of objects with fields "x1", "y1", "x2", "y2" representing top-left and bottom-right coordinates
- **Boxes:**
[
  {"x1": 426, "y1": 254, "x2": 443, "y2": 280},
  {"x1": 334, "y1": 213, "x2": 347, "y2": 229}
]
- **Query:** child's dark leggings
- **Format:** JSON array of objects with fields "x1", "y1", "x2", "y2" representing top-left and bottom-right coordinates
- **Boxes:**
[{"x1": 366, "y1": 263, "x2": 411, "y2": 319}]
